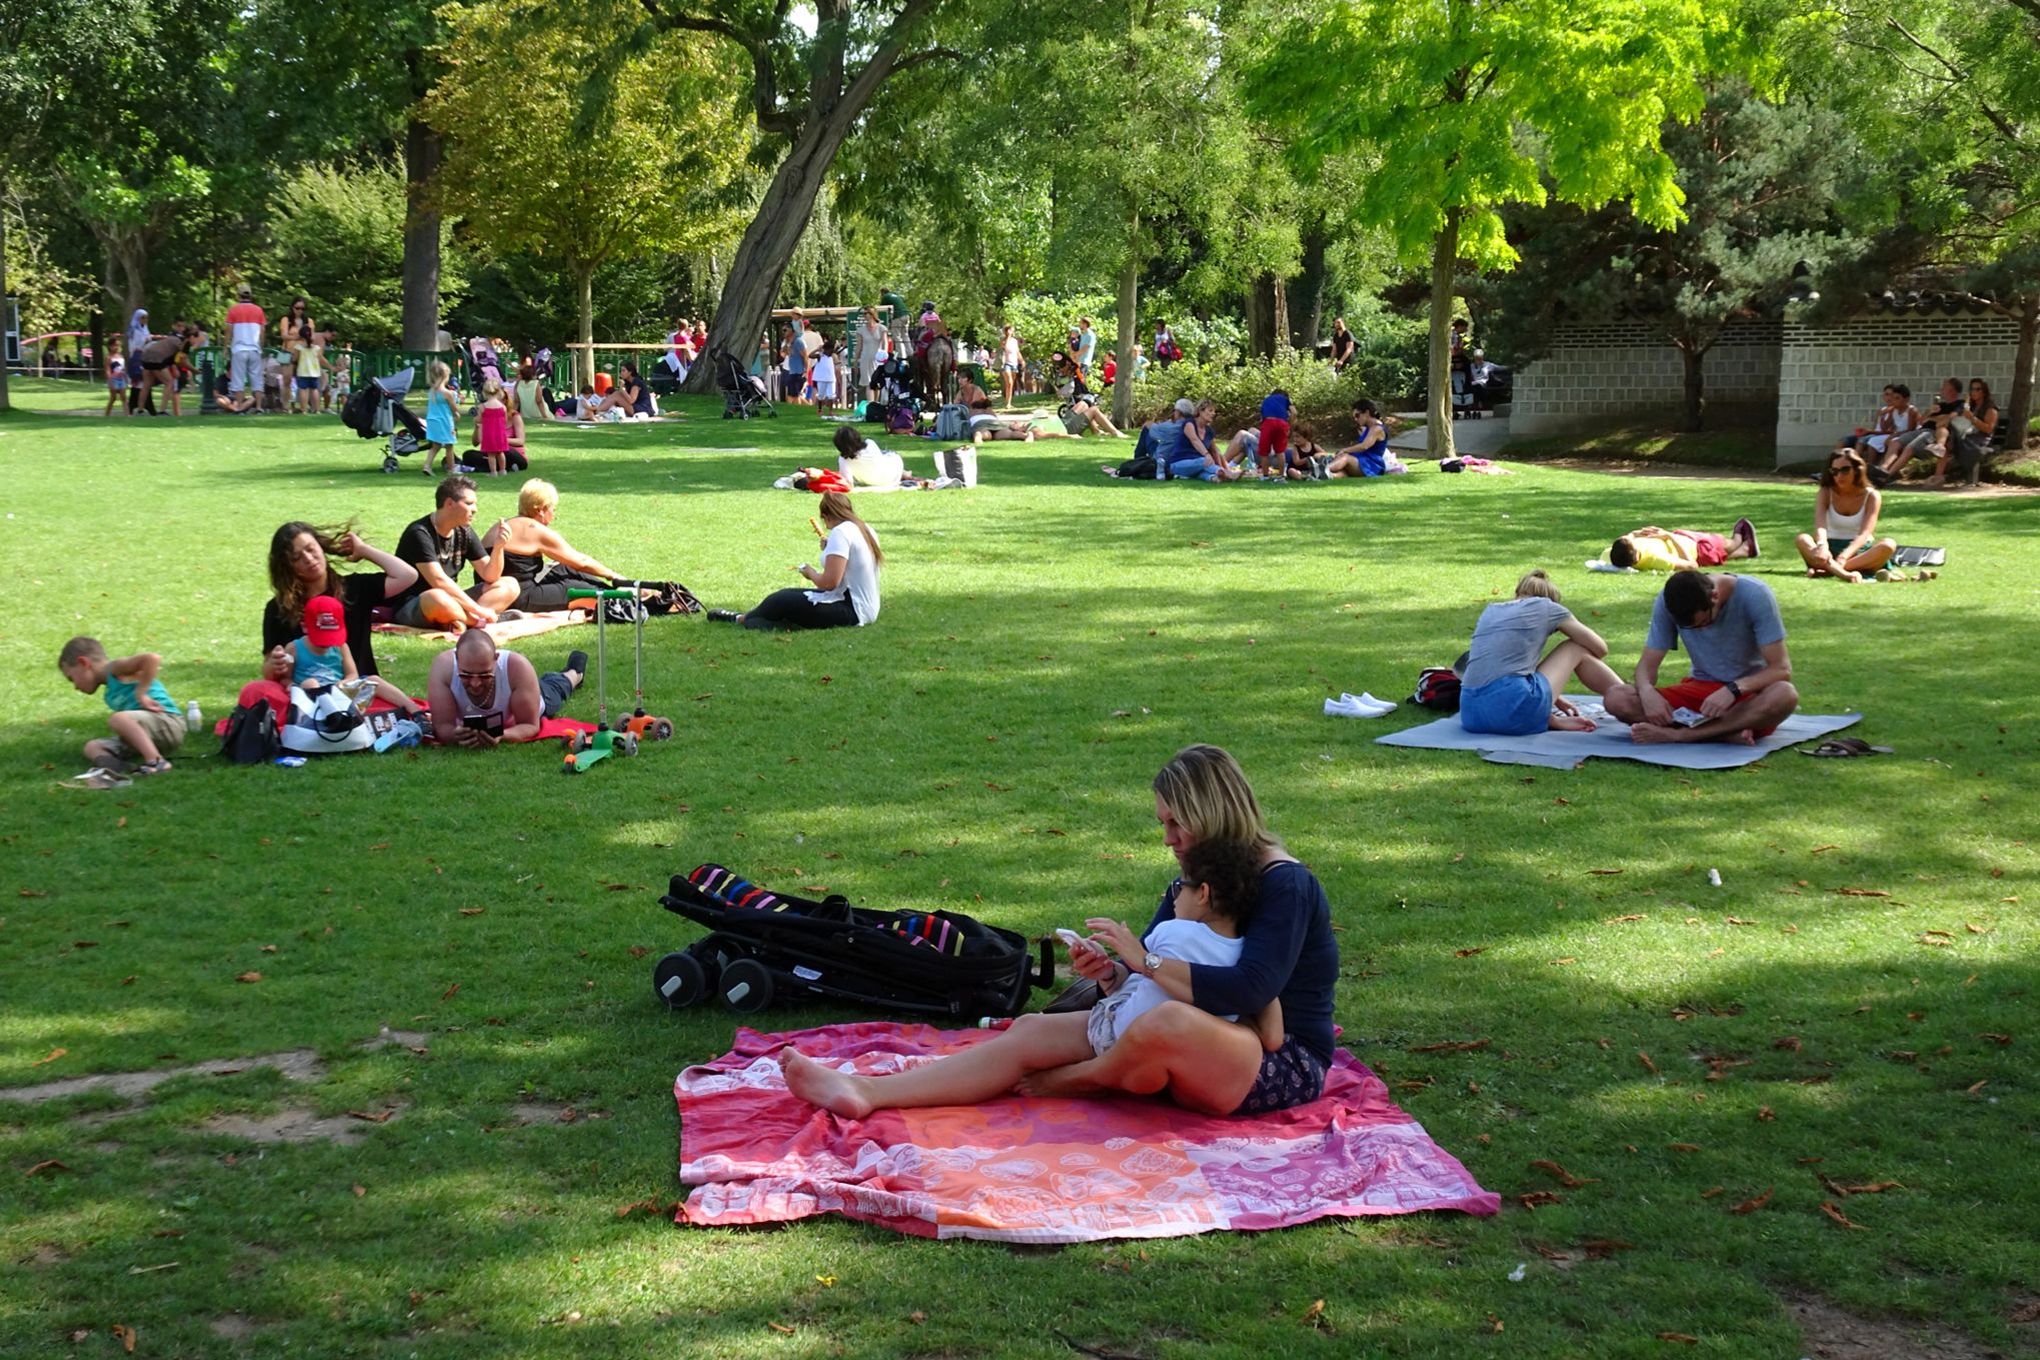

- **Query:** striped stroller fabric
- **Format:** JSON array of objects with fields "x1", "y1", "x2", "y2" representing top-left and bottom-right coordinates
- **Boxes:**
[{"x1": 689, "y1": 864, "x2": 786, "y2": 912}]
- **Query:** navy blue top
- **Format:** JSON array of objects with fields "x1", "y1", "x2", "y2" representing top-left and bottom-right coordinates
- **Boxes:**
[{"x1": 1146, "y1": 859, "x2": 1339, "y2": 1065}]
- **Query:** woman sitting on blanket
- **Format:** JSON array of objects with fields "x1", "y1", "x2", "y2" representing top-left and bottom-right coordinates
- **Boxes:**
[
  {"x1": 1457, "y1": 569, "x2": 1620, "y2": 736},
  {"x1": 783, "y1": 745, "x2": 1340, "y2": 1117},
  {"x1": 490, "y1": 479, "x2": 665, "y2": 612},
  {"x1": 259, "y1": 521, "x2": 420, "y2": 690},
  {"x1": 1793, "y1": 448, "x2": 1896, "y2": 583},
  {"x1": 785, "y1": 837, "x2": 1284, "y2": 1119}
]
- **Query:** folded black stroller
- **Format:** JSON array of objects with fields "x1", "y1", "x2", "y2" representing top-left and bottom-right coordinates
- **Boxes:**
[
  {"x1": 712, "y1": 347, "x2": 774, "y2": 420},
  {"x1": 654, "y1": 864, "x2": 1054, "y2": 1019}
]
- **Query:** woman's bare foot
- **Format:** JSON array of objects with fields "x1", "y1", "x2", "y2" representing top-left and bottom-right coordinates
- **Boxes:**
[
  {"x1": 780, "y1": 1050, "x2": 874, "y2": 1119},
  {"x1": 1549, "y1": 714, "x2": 1597, "y2": 733},
  {"x1": 1015, "y1": 1057, "x2": 1107, "y2": 1099}
]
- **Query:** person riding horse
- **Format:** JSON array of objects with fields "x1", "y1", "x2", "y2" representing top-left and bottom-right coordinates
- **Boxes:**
[{"x1": 912, "y1": 301, "x2": 955, "y2": 405}]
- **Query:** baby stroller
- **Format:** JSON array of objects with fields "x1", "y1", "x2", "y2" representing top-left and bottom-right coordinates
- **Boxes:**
[
  {"x1": 652, "y1": 863, "x2": 1053, "y2": 1018},
  {"x1": 341, "y1": 367, "x2": 426, "y2": 473},
  {"x1": 712, "y1": 347, "x2": 774, "y2": 420},
  {"x1": 463, "y1": 336, "x2": 504, "y2": 397}
]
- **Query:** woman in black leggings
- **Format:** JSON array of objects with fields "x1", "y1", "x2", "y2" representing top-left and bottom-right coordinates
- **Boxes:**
[{"x1": 708, "y1": 492, "x2": 883, "y2": 631}]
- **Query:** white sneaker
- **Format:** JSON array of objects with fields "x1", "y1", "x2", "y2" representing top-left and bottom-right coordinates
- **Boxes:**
[
  {"x1": 1354, "y1": 691, "x2": 1399, "y2": 715},
  {"x1": 1323, "y1": 696, "x2": 1372, "y2": 718}
]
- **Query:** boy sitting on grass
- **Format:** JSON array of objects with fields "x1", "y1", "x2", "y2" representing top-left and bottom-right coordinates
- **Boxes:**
[{"x1": 58, "y1": 637, "x2": 183, "y2": 776}]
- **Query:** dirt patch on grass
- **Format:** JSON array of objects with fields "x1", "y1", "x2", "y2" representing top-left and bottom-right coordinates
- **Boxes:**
[
  {"x1": 1785, "y1": 1290, "x2": 1995, "y2": 1359},
  {"x1": 209, "y1": 1314, "x2": 267, "y2": 1340},
  {"x1": 509, "y1": 1102, "x2": 603, "y2": 1125},
  {"x1": 0, "y1": 1049, "x2": 325, "y2": 1105},
  {"x1": 360, "y1": 1028, "x2": 431, "y2": 1052},
  {"x1": 203, "y1": 1102, "x2": 406, "y2": 1146}
]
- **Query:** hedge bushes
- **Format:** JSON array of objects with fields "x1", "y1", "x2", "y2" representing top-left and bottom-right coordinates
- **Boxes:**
[{"x1": 1133, "y1": 352, "x2": 1415, "y2": 440}]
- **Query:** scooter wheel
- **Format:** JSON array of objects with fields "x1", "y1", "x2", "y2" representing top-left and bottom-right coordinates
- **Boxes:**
[
  {"x1": 651, "y1": 719, "x2": 673, "y2": 741},
  {"x1": 718, "y1": 958, "x2": 773, "y2": 1014},
  {"x1": 651, "y1": 952, "x2": 706, "y2": 1009},
  {"x1": 618, "y1": 733, "x2": 639, "y2": 757}
]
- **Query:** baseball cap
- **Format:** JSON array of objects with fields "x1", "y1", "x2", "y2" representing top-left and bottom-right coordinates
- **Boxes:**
[
  {"x1": 237, "y1": 285, "x2": 253, "y2": 300},
  {"x1": 303, "y1": 595, "x2": 346, "y2": 649}
]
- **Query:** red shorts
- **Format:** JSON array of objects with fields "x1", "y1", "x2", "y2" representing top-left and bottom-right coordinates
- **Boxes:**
[
  {"x1": 1258, "y1": 416, "x2": 1291, "y2": 462},
  {"x1": 1683, "y1": 531, "x2": 1729, "y2": 566},
  {"x1": 1655, "y1": 678, "x2": 1776, "y2": 738}
]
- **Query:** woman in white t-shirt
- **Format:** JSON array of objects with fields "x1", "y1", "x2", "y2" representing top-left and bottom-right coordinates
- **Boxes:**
[
  {"x1": 834, "y1": 425, "x2": 904, "y2": 489},
  {"x1": 707, "y1": 491, "x2": 882, "y2": 631}
]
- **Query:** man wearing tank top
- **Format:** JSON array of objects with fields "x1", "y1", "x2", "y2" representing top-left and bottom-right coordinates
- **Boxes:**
[{"x1": 425, "y1": 631, "x2": 586, "y2": 748}]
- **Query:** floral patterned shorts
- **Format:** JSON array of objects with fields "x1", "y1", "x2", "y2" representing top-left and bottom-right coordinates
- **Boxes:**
[{"x1": 1233, "y1": 1036, "x2": 1328, "y2": 1116}]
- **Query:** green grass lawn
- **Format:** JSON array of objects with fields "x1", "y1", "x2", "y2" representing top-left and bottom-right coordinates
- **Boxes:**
[{"x1": 1, "y1": 378, "x2": 2035, "y2": 1358}]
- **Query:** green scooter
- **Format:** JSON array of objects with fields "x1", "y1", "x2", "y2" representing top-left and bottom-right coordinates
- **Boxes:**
[{"x1": 560, "y1": 587, "x2": 665, "y2": 773}]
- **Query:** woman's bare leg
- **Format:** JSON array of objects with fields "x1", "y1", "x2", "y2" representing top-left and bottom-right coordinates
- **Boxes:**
[
  {"x1": 783, "y1": 1012, "x2": 1096, "y2": 1118},
  {"x1": 1017, "y1": 1001, "x2": 1263, "y2": 1116},
  {"x1": 1534, "y1": 642, "x2": 1618, "y2": 731},
  {"x1": 1843, "y1": 538, "x2": 1896, "y2": 574}
]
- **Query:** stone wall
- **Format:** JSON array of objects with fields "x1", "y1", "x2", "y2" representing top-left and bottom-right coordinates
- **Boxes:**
[
  {"x1": 1774, "y1": 313, "x2": 2019, "y2": 464},
  {"x1": 1509, "y1": 321, "x2": 1782, "y2": 436}
]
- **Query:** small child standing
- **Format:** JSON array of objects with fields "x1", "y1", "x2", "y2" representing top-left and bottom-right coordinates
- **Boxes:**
[
  {"x1": 780, "y1": 839, "x2": 1282, "y2": 1119},
  {"x1": 57, "y1": 636, "x2": 184, "y2": 776},
  {"x1": 422, "y1": 360, "x2": 457, "y2": 476},
  {"x1": 292, "y1": 596, "x2": 428, "y2": 718},
  {"x1": 290, "y1": 323, "x2": 327, "y2": 414},
  {"x1": 1457, "y1": 569, "x2": 1620, "y2": 736},
  {"x1": 476, "y1": 379, "x2": 510, "y2": 476},
  {"x1": 103, "y1": 343, "x2": 127, "y2": 417},
  {"x1": 811, "y1": 338, "x2": 839, "y2": 415},
  {"x1": 1256, "y1": 388, "x2": 1293, "y2": 480}
]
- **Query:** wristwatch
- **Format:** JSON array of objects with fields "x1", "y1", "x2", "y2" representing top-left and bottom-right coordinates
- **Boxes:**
[
  {"x1": 1724, "y1": 680, "x2": 1743, "y2": 698},
  {"x1": 1142, "y1": 951, "x2": 1163, "y2": 977}
]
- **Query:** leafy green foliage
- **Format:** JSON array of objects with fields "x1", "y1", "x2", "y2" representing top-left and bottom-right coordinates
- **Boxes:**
[{"x1": 1136, "y1": 353, "x2": 1409, "y2": 436}]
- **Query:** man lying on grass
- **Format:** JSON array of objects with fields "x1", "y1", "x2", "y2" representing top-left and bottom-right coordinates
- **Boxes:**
[{"x1": 1604, "y1": 569, "x2": 1798, "y2": 745}]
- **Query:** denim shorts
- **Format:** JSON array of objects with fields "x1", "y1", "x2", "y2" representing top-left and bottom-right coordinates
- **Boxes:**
[{"x1": 1459, "y1": 672, "x2": 1554, "y2": 736}]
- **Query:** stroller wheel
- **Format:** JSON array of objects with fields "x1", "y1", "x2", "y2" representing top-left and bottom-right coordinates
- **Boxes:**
[
  {"x1": 718, "y1": 957, "x2": 774, "y2": 1014},
  {"x1": 652, "y1": 951, "x2": 707, "y2": 1009}
]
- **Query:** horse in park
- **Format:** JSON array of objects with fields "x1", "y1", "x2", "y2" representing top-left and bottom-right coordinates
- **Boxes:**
[{"x1": 917, "y1": 330, "x2": 955, "y2": 407}]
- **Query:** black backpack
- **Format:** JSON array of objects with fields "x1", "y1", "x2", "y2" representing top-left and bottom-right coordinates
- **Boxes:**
[
  {"x1": 219, "y1": 700, "x2": 281, "y2": 764},
  {"x1": 1116, "y1": 455, "x2": 1159, "y2": 480}
]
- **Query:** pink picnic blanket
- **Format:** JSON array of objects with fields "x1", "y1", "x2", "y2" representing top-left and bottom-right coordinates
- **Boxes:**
[{"x1": 675, "y1": 1021, "x2": 1499, "y2": 1243}]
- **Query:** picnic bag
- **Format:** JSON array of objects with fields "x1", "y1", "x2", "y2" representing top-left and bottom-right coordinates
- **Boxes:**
[
  {"x1": 280, "y1": 685, "x2": 374, "y2": 754},
  {"x1": 933, "y1": 402, "x2": 970, "y2": 441},
  {"x1": 1116, "y1": 455, "x2": 1160, "y2": 480},
  {"x1": 1411, "y1": 667, "x2": 1463, "y2": 713},
  {"x1": 219, "y1": 699, "x2": 282, "y2": 765}
]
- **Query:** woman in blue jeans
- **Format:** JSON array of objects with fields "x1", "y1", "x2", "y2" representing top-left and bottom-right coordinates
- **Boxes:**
[
  {"x1": 1457, "y1": 569, "x2": 1620, "y2": 735},
  {"x1": 1172, "y1": 400, "x2": 1243, "y2": 482}
]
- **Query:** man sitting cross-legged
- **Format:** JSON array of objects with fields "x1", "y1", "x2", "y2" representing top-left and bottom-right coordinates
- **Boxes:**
[
  {"x1": 426, "y1": 631, "x2": 586, "y2": 749},
  {"x1": 1603, "y1": 569, "x2": 1798, "y2": 746},
  {"x1": 390, "y1": 475, "x2": 518, "y2": 632}
]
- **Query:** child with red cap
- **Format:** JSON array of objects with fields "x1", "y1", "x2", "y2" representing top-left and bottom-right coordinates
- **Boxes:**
[{"x1": 292, "y1": 594, "x2": 427, "y2": 718}]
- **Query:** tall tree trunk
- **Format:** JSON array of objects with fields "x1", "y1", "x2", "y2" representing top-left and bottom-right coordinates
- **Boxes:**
[
  {"x1": 1289, "y1": 223, "x2": 1329, "y2": 354},
  {"x1": 2007, "y1": 300, "x2": 2036, "y2": 452},
  {"x1": 0, "y1": 198, "x2": 10, "y2": 411},
  {"x1": 1246, "y1": 276, "x2": 1278, "y2": 359},
  {"x1": 1112, "y1": 213, "x2": 1140, "y2": 431},
  {"x1": 1678, "y1": 343, "x2": 1707, "y2": 433},
  {"x1": 1425, "y1": 211, "x2": 1460, "y2": 460},
  {"x1": 1271, "y1": 276, "x2": 1291, "y2": 359},
  {"x1": 576, "y1": 264, "x2": 596, "y2": 392},
  {"x1": 402, "y1": 115, "x2": 443, "y2": 351},
  {"x1": 682, "y1": 118, "x2": 853, "y2": 394}
]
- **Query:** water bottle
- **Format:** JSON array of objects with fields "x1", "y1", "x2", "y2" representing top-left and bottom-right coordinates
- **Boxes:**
[{"x1": 185, "y1": 699, "x2": 202, "y2": 733}]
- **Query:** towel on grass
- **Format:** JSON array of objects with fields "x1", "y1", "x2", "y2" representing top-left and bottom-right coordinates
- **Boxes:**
[
  {"x1": 369, "y1": 610, "x2": 586, "y2": 644},
  {"x1": 675, "y1": 1021, "x2": 1499, "y2": 1243},
  {"x1": 1376, "y1": 696, "x2": 1862, "y2": 770}
]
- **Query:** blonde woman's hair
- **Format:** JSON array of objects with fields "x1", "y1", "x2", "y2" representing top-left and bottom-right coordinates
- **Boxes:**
[
  {"x1": 816, "y1": 491, "x2": 882, "y2": 567},
  {"x1": 517, "y1": 478, "x2": 558, "y2": 518},
  {"x1": 1515, "y1": 568, "x2": 1561, "y2": 603},
  {"x1": 1152, "y1": 744, "x2": 1282, "y2": 853}
]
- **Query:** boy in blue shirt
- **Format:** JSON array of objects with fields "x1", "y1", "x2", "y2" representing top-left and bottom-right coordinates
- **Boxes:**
[
  {"x1": 1256, "y1": 389, "x2": 1293, "y2": 479},
  {"x1": 58, "y1": 636, "x2": 183, "y2": 776}
]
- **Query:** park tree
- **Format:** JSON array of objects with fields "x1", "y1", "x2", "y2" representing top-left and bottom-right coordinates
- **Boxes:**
[
  {"x1": 422, "y1": 0, "x2": 749, "y2": 389},
  {"x1": 628, "y1": 0, "x2": 966, "y2": 394},
  {"x1": 1495, "y1": 86, "x2": 1880, "y2": 431},
  {"x1": 1822, "y1": 0, "x2": 2040, "y2": 447},
  {"x1": 1249, "y1": 0, "x2": 1760, "y2": 457}
]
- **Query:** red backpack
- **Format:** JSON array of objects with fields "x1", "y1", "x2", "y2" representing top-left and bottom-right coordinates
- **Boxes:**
[{"x1": 1411, "y1": 667, "x2": 1462, "y2": 713}]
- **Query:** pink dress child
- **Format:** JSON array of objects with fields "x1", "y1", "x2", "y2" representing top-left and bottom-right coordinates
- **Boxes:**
[{"x1": 478, "y1": 400, "x2": 509, "y2": 475}]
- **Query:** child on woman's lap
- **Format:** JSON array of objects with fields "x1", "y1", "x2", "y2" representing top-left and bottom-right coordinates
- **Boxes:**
[{"x1": 782, "y1": 840, "x2": 1280, "y2": 1119}]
